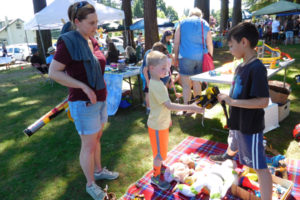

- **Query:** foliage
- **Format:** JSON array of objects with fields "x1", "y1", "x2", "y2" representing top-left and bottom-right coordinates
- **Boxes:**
[
  {"x1": 97, "y1": 0, "x2": 120, "y2": 9},
  {"x1": 132, "y1": 0, "x2": 144, "y2": 18},
  {"x1": 132, "y1": 0, "x2": 178, "y2": 21},
  {"x1": 243, "y1": 0, "x2": 277, "y2": 12}
]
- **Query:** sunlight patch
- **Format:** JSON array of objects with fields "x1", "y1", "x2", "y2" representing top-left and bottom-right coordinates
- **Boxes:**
[
  {"x1": 7, "y1": 110, "x2": 23, "y2": 118},
  {"x1": 36, "y1": 178, "x2": 68, "y2": 200},
  {"x1": 21, "y1": 99, "x2": 41, "y2": 106},
  {"x1": 9, "y1": 151, "x2": 34, "y2": 171},
  {"x1": 9, "y1": 87, "x2": 19, "y2": 93},
  {"x1": 10, "y1": 97, "x2": 27, "y2": 103},
  {"x1": 0, "y1": 139, "x2": 15, "y2": 154}
]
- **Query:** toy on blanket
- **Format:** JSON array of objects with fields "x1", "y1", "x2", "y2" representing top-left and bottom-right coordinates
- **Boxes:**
[
  {"x1": 164, "y1": 154, "x2": 195, "y2": 183},
  {"x1": 174, "y1": 159, "x2": 238, "y2": 199}
]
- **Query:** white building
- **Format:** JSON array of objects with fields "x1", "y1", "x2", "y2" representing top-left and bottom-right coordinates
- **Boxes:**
[{"x1": 0, "y1": 17, "x2": 36, "y2": 45}]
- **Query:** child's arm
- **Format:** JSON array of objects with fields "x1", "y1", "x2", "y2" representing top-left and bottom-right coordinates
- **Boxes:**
[
  {"x1": 163, "y1": 100, "x2": 204, "y2": 114},
  {"x1": 218, "y1": 94, "x2": 269, "y2": 109},
  {"x1": 143, "y1": 66, "x2": 150, "y2": 87}
]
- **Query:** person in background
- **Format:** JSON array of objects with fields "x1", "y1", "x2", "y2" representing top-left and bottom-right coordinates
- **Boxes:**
[
  {"x1": 46, "y1": 46, "x2": 56, "y2": 65},
  {"x1": 141, "y1": 42, "x2": 174, "y2": 115},
  {"x1": 49, "y1": 1, "x2": 118, "y2": 200},
  {"x1": 160, "y1": 30, "x2": 173, "y2": 54},
  {"x1": 257, "y1": 25, "x2": 263, "y2": 39},
  {"x1": 105, "y1": 42, "x2": 119, "y2": 65},
  {"x1": 2, "y1": 44, "x2": 7, "y2": 57},
  {"x1": 284, "y1": 16, "x2": 294, "y2": 45},
  {"x1": 30, "y1": 47, "x2": 48, "y2": 74},
  {"x1": 125, "y1": 46, "x2": 137, "y2": 64},
  {"x1": 173, "y1": 7, "x2": 213, "y2": 116},
  {"x1": 271, "y1": 16, "x2": 280, "y2": 46},
  {"x1": 209, "y1": 22, "x2": 272, "y2": 200}
]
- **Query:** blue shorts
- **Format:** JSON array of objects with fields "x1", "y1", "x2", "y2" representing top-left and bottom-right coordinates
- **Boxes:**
[
  {"x1": 179, "y1": 58, "x2": 203, "y2": 76},
  {"x1": 285, "y1": 31, "x2": 294, "y2": 38},
  {"x1": 228, "y1": 130, "x2": 267, "y2": 169},
  {"x1": 69, "y1": 101, "x2": 108, "y2": 135}
]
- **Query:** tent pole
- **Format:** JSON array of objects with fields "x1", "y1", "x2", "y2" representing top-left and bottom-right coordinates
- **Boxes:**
[{"x1": 38, "y1": 25, "x2": 47, "y2": 61}]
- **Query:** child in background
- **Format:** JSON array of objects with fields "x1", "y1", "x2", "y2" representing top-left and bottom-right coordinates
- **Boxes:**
[
  {"x1": 209, "y1": 22, "x2": 272, "y2": 200},
  {"x1": 147, "y1": 51, "x2": 204, "y2": 190}
]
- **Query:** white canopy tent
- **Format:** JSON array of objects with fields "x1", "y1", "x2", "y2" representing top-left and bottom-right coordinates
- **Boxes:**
[{"x1": 24, "y1": 0, "x2": 124, "y2": 30}]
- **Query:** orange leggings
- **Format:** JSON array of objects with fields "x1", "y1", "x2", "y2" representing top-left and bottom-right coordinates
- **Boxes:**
[{"x1": 148, "y1": 127, "x2": 169, "y2": 168}]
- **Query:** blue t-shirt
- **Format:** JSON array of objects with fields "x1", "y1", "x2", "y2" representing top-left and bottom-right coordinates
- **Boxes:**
[
  {"x1": 179, "y1": 17, "x2": 210, "y2": 60},
  {"x1": 229, "y1": 59, "x2": 269, "y2": 134},
  {"x1": 46, "y1": 54, "x2": 54, "y2": 64}
]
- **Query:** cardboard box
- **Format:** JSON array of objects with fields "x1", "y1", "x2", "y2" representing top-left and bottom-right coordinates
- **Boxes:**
[
  {"x1": 231, "y1": 175, "x2": 293, "y2": 200},
  {"x1": 278, "y1": 100, "x2": 290, "y2": 122},
  {"x1": 263, "y1": 102, "x2": 279, "y2": 134}
]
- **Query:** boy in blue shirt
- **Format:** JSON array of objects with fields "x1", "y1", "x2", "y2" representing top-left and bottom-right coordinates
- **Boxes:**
[{"x1": 210, "y1": 22, "x2": 272, "y2": 200}]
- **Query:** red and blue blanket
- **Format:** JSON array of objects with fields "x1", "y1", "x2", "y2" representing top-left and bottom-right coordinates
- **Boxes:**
[{"x1": 122, "y1": 136, "x2": 299, "y2": 200}]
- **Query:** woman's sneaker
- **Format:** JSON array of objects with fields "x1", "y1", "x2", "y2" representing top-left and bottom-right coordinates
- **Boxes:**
[
  {"x1": 86, "y1": 182, "x2": 105, "y2": 200},
  {"x1": 94, "y1": 167, "x2": 119, "y2": 180},
  {"x1": 150, "y1": 175, "x2": 171, "y2": 191}
]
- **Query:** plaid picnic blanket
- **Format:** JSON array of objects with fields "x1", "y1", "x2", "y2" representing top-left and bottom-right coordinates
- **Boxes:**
[{"x1": 122, "y1": 136, "x2": 299, "y2": 200}]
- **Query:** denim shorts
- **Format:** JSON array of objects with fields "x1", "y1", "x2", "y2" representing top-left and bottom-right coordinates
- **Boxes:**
[
  {"x1": 68, "y1": 101, "x2": 108, "y2": 135},
  {"x1": 179, "y1": 58, "x2": 203, "y2": 75},
  {"x1": 285, "y1": 31, "x2": 294, "y2": 38}
]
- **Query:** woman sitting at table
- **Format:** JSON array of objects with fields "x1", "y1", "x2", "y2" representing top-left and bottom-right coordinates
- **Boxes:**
[
  {"x1": 125, "y1": 46, "x2": 137, "y2": 64},
  {"x1": 105, "y1": 42, "x2": 119, "y2": 65}
]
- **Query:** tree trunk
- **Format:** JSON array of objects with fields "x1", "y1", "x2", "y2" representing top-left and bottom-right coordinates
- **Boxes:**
[
  {"x1": 32, "y1": 0, "x2": 52, "y2": 63},
  {"x1": 220, "y1": 0, "x2": 229, "y2": 32},
  {"x1": 194, "y1": 0, "x2": 210, "y2": 23},
  {"x1": 122, "y1": 0, "x2": 135, "y2": 49},
  {"x1": 144, "y1": 0, "x2": 159, "y2": 51},
  {"x1": 232, "y1": 0, "x2": 242, "y2": 27}
]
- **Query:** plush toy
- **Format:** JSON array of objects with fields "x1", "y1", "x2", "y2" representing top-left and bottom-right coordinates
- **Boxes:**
[
  {"x1": 175, "y1": 160, "x2": 238, "y2": 199},
  {"x1": 164, "y1": 154, "x2": 195, "y2": 183}
]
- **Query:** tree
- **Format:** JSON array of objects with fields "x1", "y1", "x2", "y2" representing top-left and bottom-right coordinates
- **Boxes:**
[
  {"x1": 32, "y1": 0, "x2": 51, "y2": 63},
  {"x1": 133, "y1": 0, "x2": 144, "y2": 18},
  {"x1": 122, "y1": 0, "x2": 135, "y2": 48},
  {"x1": 194, "y1": 0, "x2": 210, "y2": 23},
  {"x1": 232, "y1": 0, "x2": 242, "y2": 27},
  {"x1": 220, "y1": 0, "x2": 229, "y2": 32},
  {"x1": 166, "y1": 6, "x2": 179, "y2": 22},
  {"x1": 144, "y1": 0, "x2": 159, "y2": 51}
]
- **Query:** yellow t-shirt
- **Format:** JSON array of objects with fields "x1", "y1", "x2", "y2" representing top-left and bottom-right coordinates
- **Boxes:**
[{"x1": 147, "y1": 79, "x2": 171, "y2": 130}]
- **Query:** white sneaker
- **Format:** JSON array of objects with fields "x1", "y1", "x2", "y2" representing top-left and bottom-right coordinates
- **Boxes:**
[
  {"x1": 86, "y1": 182, "x2": 105, "y2": 200},
  {"x1": 94, "y1": 167, "x2": 119, "y2": 180}
]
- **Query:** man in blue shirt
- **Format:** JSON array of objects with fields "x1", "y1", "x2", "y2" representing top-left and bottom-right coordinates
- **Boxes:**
[{"x1": 46, "y1": 46, "x2": 56, "y2": 65}]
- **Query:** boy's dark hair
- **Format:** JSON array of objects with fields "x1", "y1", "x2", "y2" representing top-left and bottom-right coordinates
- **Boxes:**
[{"x1": 227, "y1": 22, "x2": 259, "y2": 49}]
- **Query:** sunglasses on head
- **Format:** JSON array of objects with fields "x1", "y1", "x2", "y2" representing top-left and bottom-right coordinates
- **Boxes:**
[{"x1": 74, "y1": 1, "x2": 88, "y2": 20}]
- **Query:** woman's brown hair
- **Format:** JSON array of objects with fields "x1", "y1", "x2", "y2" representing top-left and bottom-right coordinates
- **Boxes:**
[{"x1": 70, "y1": 1, "x2": 96, "y2": 23}]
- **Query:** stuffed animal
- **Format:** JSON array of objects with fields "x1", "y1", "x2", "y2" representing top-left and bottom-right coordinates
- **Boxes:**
[
  {"x1": 175, "y1": 160, "x2": 238, "y2": 199},
  {"x1": 164, "y1": 154, "x2": 195, "y2": 183}
]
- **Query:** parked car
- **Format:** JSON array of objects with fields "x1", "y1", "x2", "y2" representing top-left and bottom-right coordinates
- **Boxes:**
[{"x1": 6, "y1": 43, "x2": 37, "y2": 62}]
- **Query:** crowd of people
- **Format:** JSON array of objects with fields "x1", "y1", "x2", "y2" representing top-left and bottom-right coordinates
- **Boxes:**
[{"x1": 255, "y1": 15, "x2": 300, "y2": 45}]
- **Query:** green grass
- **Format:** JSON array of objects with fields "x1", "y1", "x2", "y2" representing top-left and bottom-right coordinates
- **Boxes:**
[{"x1": 0, "y1": 44, "x2": 299, "y2": 199}]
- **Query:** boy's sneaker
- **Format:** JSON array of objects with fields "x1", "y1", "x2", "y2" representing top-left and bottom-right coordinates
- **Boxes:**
[
  {"x1": 94, "y1": 167, "x2": 119, "y2": 180},
  {"x1": 209, "y1": 153, "x2": 233, "y2": 164},
  {"x1": 150, "y1": 175, "x2": 171, "y2": 191},
  {"x1": 86, "y1": 182, "x2": 105, "y2": 200}
]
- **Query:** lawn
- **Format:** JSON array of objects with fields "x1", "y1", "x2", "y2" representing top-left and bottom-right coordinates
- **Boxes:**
[{"x1": 0, "y1": 44, "x2": 299, "y2": 200}]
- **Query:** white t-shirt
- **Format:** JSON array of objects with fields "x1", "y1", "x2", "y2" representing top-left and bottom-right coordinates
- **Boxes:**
[{"x1": 272, "y1": 20, "x2": 280, "y2": 33}]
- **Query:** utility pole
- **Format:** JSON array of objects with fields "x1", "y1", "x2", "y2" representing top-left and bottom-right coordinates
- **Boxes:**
[{"x1": 32, "y1": 0, "x2": 52, "y2": 63}]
